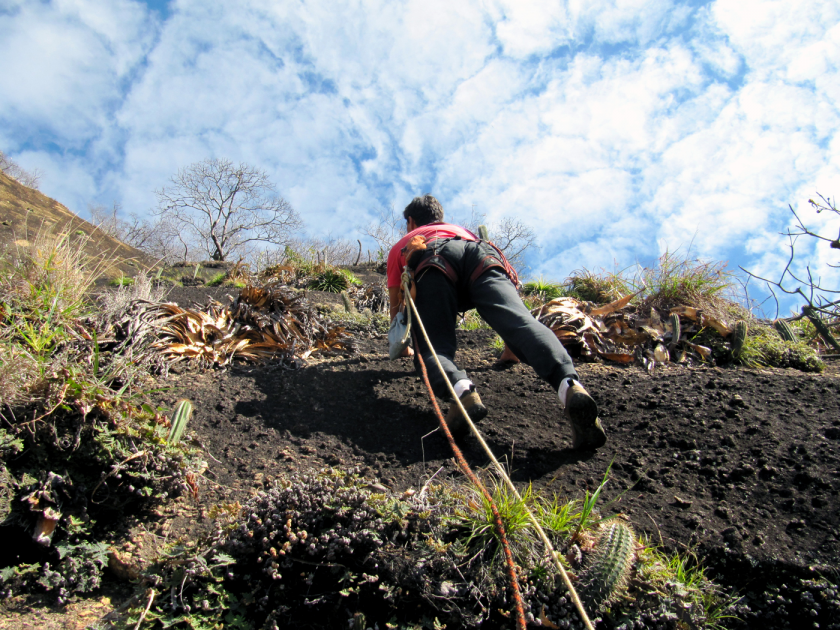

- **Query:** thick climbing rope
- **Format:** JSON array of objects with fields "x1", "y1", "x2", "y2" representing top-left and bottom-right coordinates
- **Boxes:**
[
  {"x1": 402, "y1": 275, "x2": 595, "y2": 630},
  {"x1": 412, "y1": 334, "x2": 526, "y2": 629}
]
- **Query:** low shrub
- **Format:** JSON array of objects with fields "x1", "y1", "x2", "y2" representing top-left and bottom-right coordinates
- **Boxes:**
[
  {"x1": 738, "y1": 323, "x2": 825, "y2": 372},
  {"x1": 0, "y1": 229, "x2": 206, "y2": 604},
  {"x1": 119, "y1": 468, "x2": 731, "y2": 630},
  {"x1": 326, "y1": 309, "x2": 389, "y2": 335}
]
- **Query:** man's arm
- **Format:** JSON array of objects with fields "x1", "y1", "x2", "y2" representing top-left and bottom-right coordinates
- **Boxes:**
[
  {"x1": 389, "y1": 286, "x2": 402, "y2": 321},
  {"x1": 388, "y1": 284, "x2": 413, "y2": 357}
]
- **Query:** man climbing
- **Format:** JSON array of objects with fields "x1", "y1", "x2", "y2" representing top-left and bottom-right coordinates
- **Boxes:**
[{"x1": 387, "y1": 194, "x2": 607, "y2": 450}]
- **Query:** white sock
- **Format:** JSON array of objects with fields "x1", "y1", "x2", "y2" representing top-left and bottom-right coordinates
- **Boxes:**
[
  {"x1": 558, "y1": 377, "x2": 581, "y2": 406},
  {"x1": 453, "y1": 379, "x2": 473, "y2": 399}
]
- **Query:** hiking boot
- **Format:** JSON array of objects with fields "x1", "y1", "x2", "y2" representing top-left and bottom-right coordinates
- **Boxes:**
[
  {"x1": 445, "y1": 387, "x2": 487, "y2": 438},
  {"x1": 561, "y1": 381, "x2": 607, "y2": 450}
]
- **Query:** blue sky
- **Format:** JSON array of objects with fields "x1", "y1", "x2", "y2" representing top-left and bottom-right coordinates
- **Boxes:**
[{"x1": 1, "y1": 0, "x2": 838, "y2": 315}]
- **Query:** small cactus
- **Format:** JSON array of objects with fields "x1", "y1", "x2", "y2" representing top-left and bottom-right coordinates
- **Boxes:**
[
  {"x1": 774, "y1": 319, "x2": 797, "y2": 342},
  {"x1": 580, "y1": 520, "x2": 636, "y2": 611},
  {"x1": 167, "y1": 399, "x2": 193, "y2": 445},
  {"x1": 730, "y1": 320, "x2": 748, "y2": 360},
  {"x1": 669, "y1": 313, "x2": 681, "y2": 352}
]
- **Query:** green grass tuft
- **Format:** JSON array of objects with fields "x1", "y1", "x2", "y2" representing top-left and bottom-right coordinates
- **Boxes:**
[
  {"x1": 564, "y1": 269, "x2": 630, "y2": 304},
  {"x1": 489, "y1": 335, "x2": 504, "y2": 354},
  {"x1": 458, "y1": 309, "x2": 491, "y2": 330},
  {"x1": 522, "y1": 276, "x2": 564, "y2": 301}
]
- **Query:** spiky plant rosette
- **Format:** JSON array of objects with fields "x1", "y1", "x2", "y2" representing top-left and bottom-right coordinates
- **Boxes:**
[
  {"x1": 101, "y1": 282, "x2": 353, "y2": 368},
  {"x1": 308, "y1": 268, "x2": 350, "y2": 293}
]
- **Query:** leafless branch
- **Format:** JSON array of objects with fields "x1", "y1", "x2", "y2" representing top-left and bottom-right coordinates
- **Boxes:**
[
  {"x1": 743, "y1": 194, "x2": 839, "y2": 346},
  {"x1": 362, "y1": 205, "x2": 404, "y2": 258},
  {"x1": 0, "y1": 149, "x2": 41, "y2": 189},
  {"x1": 155, "y1": 158, "x2": 302, "y2": 261}
]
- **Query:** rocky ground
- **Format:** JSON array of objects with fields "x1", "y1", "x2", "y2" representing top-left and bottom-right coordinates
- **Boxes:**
[{"x1": 3, "y1": 281, "x2": 839, "y2": 628}]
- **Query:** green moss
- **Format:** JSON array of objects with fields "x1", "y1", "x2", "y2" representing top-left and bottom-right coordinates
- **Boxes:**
[
  {"x1": 739, "y1": 324, "x2": 824, "y2": 372},
  {"x1": 206, "y1": 272, "x2": 227, "y2": 286}
]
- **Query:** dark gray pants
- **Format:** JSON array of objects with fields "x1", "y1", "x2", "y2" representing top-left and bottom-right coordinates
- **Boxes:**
[{"x1": 411, "y1": 239, "x2": 578, "y2": 398}]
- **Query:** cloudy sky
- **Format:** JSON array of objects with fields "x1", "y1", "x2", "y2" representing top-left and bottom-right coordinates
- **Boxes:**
[{"x1": 1, "y1": 0, "x2": 838, "y2": 313}]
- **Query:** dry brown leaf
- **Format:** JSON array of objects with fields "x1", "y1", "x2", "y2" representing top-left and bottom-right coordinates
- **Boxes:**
[
  {"x1": 588, "y1": 291, "x2": 639, "y2": 317},
  {"x1": 538, "y1": 607, "x2": 559, "y2": 629},
  {"x1": 701, "y1": 314, "x2": 732, "y2": 336},
  {"x1": 670, "y1": 305, "x2": 701, "y2": 321},
  {"x1": 597, "y1": 351, "x2": 635, "y2": 363},
  {"x1": 685, "y1": 341, "x2": 712, "y2": 359}
]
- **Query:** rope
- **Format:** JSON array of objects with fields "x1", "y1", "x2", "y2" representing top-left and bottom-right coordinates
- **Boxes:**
[
  {"x1": 403, "y1": 278, "x2": 595, "y2": 630},
  {"x1": 412, "y1": 331, "x2": 526, "y2": 630}
]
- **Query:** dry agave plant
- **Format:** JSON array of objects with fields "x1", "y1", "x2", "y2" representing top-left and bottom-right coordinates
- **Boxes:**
[
  {"x1": 532, "y1": 295, "x2": 736, "y2": 371},
  {"x1": 348, "y1": 283, "x2": 388, "y2": 313},
  {"x1": 104, "y1": 283, "x2": 353, "y2": 368}
]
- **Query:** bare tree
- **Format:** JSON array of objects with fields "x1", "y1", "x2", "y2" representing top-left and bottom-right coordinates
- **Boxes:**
[
  {"x1": 486, "y1": 216, "x2": 537, "y2": 271},
  {"x1": 282, "y1": 236, "x2": 359, "y2": 266},
  {"x1": 450, "y1": 206, "x2": 538, "y2": 273},
  {"x1": 89, "y1": 203, "x2": 123, "y2": 239},
  {"x1": 362, "y1": 205, "x2": 404, "y2": 260},
  {"x1": 89, "y1": 202, "x2": 190, "y2": 263},
  {"x1": 155, "y1": 158, "x2": 302, "y2": 261},
  {"x1": 0, "y1": 149, "x2": 41, "y2": 189},
  {"x1": 742, "y1": 194, "x2": 840, "y2": 351}
]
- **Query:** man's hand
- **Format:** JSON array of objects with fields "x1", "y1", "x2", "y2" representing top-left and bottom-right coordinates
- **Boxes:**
[
  {"x1": 399, "y1": 345, "x2": 414, "y2": 357},
  {"x1": 499, "y1": 343, "x2": 521, "y2": 363}
]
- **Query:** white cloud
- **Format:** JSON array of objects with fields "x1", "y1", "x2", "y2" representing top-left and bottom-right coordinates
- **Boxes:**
[
  {"x1": 0, "y1": 0, "x2": 837, "y2": 312},
  {"x1": 0, "y1": 0, "x2": 154, "y2": 144}
]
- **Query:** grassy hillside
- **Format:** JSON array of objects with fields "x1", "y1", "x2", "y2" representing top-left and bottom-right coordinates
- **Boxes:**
[{"x1": 0, "y1": 172, "x2": 155, "y2": 280}]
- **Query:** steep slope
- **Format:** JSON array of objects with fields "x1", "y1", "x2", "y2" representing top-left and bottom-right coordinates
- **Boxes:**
[{"x1": 0, "y1": 172, "x2": 155, "y2": 279}]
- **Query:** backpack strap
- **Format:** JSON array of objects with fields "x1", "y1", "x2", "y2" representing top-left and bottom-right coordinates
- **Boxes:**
[
  {"x1": 414, "y1": 253, "x2": 459, "y2": 286},
  {"x1": 470, "y1": 241, "x2": 520, "y2": 288}
]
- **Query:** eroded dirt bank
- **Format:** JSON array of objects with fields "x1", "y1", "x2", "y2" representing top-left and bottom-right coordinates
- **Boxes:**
[{"x1": 132, "y1": 285, "x2": 840, "y2": 628}]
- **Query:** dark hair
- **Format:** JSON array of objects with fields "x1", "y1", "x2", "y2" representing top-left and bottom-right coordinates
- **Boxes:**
[{"x1": 403, "y1": 194, "x2": 444, "y2": 226}]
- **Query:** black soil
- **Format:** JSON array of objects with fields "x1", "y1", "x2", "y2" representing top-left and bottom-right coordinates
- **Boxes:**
[{"x1": 154, "y1": 285, "x2": 840, "y2": 628}]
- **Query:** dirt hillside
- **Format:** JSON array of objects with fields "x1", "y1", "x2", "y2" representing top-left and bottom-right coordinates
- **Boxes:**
[{"x1": 133, "y1": 284, "x2": 840, "y2": 628}]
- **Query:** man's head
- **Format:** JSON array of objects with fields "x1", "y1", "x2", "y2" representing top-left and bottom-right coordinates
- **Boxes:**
[{"x1": 403, "y1": 194, "x2": 444, "y2": 228}]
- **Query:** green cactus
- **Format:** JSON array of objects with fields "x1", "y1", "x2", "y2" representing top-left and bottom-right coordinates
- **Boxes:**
[
  {"x1": 581, "y1": 520, "x2": 637, "y2": 611},
  {"x1": 167, "y1": 399, "x2": 193, "y2": 445},
  {"x1": 730, "y1": 320, "x2": 748, "y2": 360},
  {"x1": 774, "y1": 319, "x2": 797, "y2": 342},
  {"x1": 669, "y1": 312, "x2": 681, "y2": 352}
]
